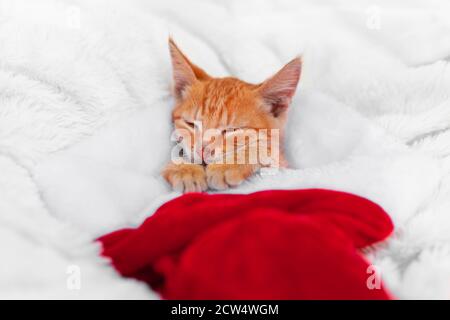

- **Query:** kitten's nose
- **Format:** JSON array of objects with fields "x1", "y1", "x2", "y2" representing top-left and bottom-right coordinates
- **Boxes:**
[
  {"x1": 197, "y1": 147, "x2": 206, "y2": 160},
  {"x1": 200, "y1": 140, "x2": 209, "y2": 159},
  {"x1": 203, "y1": 146, "x2": 216, "y2": 162},
  {"x1": 193, "y1": 144, "x2": 206, "y2": 162}
]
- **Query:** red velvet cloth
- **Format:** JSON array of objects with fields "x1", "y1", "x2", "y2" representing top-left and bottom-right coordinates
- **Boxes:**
[{"x1": 99, "y1": 189, "x2": 394, "y2": 300}]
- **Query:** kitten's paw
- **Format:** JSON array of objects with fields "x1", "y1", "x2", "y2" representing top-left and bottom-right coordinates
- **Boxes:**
[
  {"x1": 206, "y1": 164, "x2": 255, "y2": 191},
  {"x1": 162, "y1": 163, "x2": 207, "y2": 193}
]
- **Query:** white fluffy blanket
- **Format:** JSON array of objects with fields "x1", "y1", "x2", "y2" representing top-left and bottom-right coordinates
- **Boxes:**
[{"x1": 1, "y1": 0, "x2": 450, "y2": 299}]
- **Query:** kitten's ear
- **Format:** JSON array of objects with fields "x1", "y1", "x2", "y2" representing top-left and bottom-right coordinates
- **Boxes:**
[
  {"x1": 168, "y1": 38, "x2": 210, "y2": 99},
  {"x1": 258, "y1": 57, "x2": 302, "y2": 117}
]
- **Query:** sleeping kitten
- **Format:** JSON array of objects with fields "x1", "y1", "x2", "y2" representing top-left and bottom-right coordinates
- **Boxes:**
[{"x1": 163, "y1": 38, "x2": 302, "y2": 193}]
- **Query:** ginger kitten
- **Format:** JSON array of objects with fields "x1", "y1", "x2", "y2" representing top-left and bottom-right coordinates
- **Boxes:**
[{"x1": 163, "y1": 39, "x2": 302, "y2": 193}]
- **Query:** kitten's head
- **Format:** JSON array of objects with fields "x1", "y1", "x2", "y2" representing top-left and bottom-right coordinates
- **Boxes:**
[{"x1": 168, "y1": 38, "x2": 302, "y2": 165}]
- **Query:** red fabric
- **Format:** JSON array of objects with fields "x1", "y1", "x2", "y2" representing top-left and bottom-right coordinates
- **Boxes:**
[{"x1": 99, "y1": 189, "x2": 394, "y2": 300}]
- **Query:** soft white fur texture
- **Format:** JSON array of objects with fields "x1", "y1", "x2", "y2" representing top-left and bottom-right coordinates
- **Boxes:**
[{"x1": 2, "y1": 0, "x2": 450, "y2": 299}]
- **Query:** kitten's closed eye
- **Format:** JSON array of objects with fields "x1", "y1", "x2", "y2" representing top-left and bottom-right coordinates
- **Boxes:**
[
  {"x1": 223, "y1": 128, "x2": 245, "y2": 136},
  {"x1": 184, "y1": 120, "x2": 195, "y2": 129}
]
